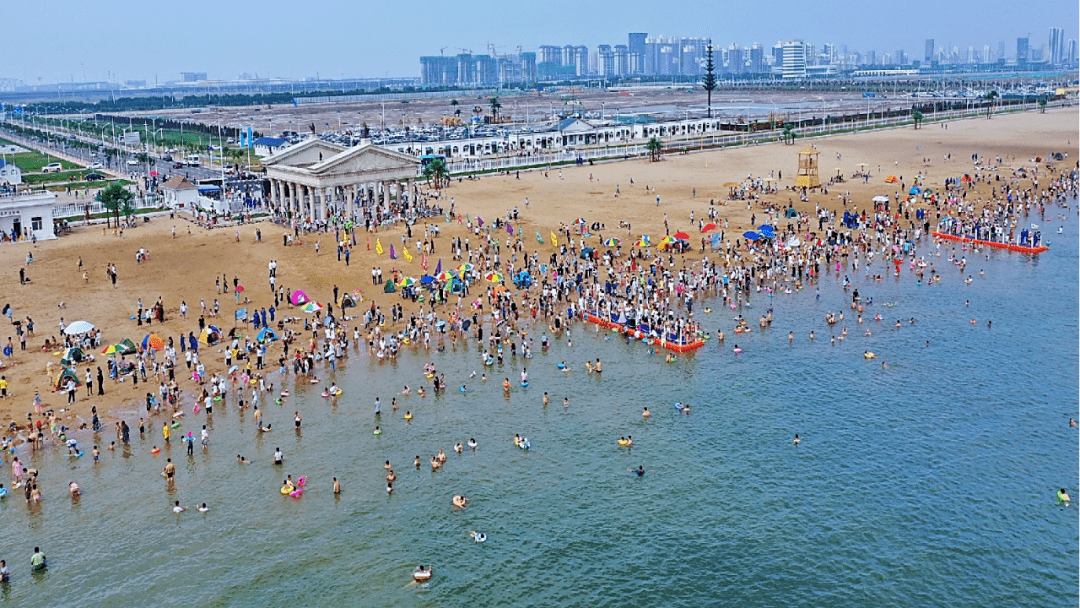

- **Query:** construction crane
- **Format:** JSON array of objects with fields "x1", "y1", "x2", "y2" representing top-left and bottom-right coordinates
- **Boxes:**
[{"x1": 440, "y1": 47, "x2": 447, "y2": 56}]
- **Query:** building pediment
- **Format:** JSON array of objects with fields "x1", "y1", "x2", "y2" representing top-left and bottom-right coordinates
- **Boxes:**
[
  {"x1": 262, "y1": 137, "x2": 346, "y2": 167},
  {"x1": 308, "y1": 143, "x2": 421, "y2": 176}
]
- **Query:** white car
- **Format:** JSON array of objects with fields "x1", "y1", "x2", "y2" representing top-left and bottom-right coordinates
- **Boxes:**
[
  {"x1": 126, "y1": 159, "x2": 140, "y2": 166},
  {"x1": 89, "y1": 162, "x2": 103, "y2": 169},
  {"x1": 43, "y1": 162, "x2": 64, "y2": 173}
]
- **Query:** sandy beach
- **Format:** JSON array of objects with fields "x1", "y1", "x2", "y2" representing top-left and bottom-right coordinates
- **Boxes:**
[{"x1": 0, "y1": 107, "x2": 1075, "y2": 427}]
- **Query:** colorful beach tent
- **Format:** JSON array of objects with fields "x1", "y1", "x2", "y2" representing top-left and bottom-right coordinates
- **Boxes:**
[
  {"x1": 383, "y1": 279, "x2": 396, "y2": 293},
  {"x1": 199, "y1": 326, "x2": 222, "y2": 346},
  {"x1": 142, "y1": 333, "x2": 165, "y2": 350},
  {"x1": 53, "y1": 367, "x2": 80, "y2": 390},
  {"x1": 60, "y1": 347, "x2": 86, "y2": 366},
  {"x1": 256, "y1": 327, "x2": 278, "y2": 342},
  {"x1": 290, "y1": 290, "x2": 310, "y2": 306},
  {"x1": 340, "y1": 293, "x2": 358, "y2": 308}
]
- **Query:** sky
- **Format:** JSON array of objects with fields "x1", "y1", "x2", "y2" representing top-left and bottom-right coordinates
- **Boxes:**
[{"x1": 4, "y1": 0, "x2": 1077, "y2": 84}]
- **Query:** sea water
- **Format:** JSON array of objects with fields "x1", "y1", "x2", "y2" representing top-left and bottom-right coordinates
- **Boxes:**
[{"x1": 1, "y1": 206, "x2": 1076, "y2": 607}]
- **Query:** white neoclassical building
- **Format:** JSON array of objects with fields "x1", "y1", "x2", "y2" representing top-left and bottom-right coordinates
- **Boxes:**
[{"x1": 262, "y1": 138, "x2": 421, "y2": 222}]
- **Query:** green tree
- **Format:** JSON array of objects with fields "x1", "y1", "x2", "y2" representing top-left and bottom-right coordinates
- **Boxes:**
[
  {"x1": 912, "y1": 108, "x2": 924, "y2": 129},
  {"x1": 1037, "y1": 97, "x2": 1047, "y2": 113},
  {"x1": 984, "y1": 90, "x2": 998, "y2": 120},
  {"x1": 782, "y1": 124, "x2": 797, "y2": 145},
  {"x1": 702, "y1": 41, "x2": 718, "y2": 118},
  {"x1": 422, "y1": 157, "x2": 450, "y2": 188},
  {"x1": 646, "y1": 136, "x2": 663, "y2": 162},
  {"x1": 97, "y1": 182, "x2": 133, "y2": 228},
  {"x1": 489, "y1": 96, "x2": 502, "y2": 123}
]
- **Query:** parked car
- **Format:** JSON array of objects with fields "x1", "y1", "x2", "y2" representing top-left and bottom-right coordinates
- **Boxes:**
[
  {"x1": 43, "y1": 162, "x2": 64, "y2": 173},
  {"x1": 89, "y1": 162, "x2": 103, "y2": 169},
  {"x1": 162, "y1": 154, "x2": 173, "y2": 161},
  {"x1": 126, "y1": 159, "x2": 139, "y2": 166}
]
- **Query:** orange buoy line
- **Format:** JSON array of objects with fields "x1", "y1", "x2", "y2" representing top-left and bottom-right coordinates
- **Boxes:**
[
  {"x1": 582, "y1": 312, "x2": 705, "y2": 353},
  {"x1": 933, "y1": 232, "x2": 1049, "y2": 254}
]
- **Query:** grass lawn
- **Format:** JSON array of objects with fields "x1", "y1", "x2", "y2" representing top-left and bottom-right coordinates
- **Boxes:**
[
  {"x1": 44, "y1": 179, "x2": 132, "y2": 192},
  {"x1": 10, "y1": 150, "x2": 82, "y2": 172},
  {"x1": 21, "y1": 168, "x2": 97, "y2": 185}
]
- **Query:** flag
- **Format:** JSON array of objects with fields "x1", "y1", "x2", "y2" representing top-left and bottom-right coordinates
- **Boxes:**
[
  {"x1": 536, "y1": 231, "x2": 543, "y2": 244},
  {"x1": 435, "y1": 259, "x2": 442, "y2": 274},
  {"x1": 375, "y1": 239, "x2": 383, "y2": 255},
  {"x1": 421, "y1": 255, "x2": 428, "y2": 271},
  {"x1": 506, "y1": 223, "x2": 513, "y2": 235},
  {"x1": 551, "y1": 232, "x2": 558, "y2": 247},
  {"x1": 403, "y1": 248, "x2": 413, "y2": 262},
  {"x1": 389, "y1": 245, "x2": 397, "y2": 259},
  {"x1": 235, "y1": 308, "x2": 248, "y2": 320}
]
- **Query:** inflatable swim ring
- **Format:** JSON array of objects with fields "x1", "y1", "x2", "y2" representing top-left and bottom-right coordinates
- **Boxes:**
[
  {"x1": 404, "y1": 413, "x2": 413, "y2": 421},
  {"x1": 280, "y1": 391, "x2": 290, "y2": 397},
  {"x1": 413, "y1": 569, "x2": 432, "y2": 582},
  {"x1": 373, "y1": 428, "x2": 382, "y2": 435},
  {"x1": 0, "y1": 487, "x2": 6, "y2": 498},
  {"x1": 321, "y1": 391, "x2": 330, "y2": 398},
  {"x1": 151, "y1": 447, "x2": 160, "y2": 454},
  {"x1": 556, "y1": 363, "x2": 566, "y2": 369},
  {"x1": 617, "y1": 439, "x2": 629, "y2": 446},
  {"x1": 520, "y1": 381, "x2": 529, "y2": 387},
  {"x1": 459, "y1": 387, "x2": 468, "y2": 393},
  {"x1": 732, "y1": 348, "x2": 743, "y2": 354},
  {"x1": 425, "y1": 373, "x2": 434, "y2": 379},
  {"x1": 864, "y1": 352, "x2": 876, "y2": 359},
  {"x1": 171, "y1": 422, "x2": 181, "y2": 428},
  {"x1": 213, "y1": 396, "x2": 222, "y2": 402},
  {"x1": 473, "y1": 532, "x2": 487, "y2": 543},
  {"x1": 281, "y1": 485, "x2": 294, "y2": 495}
]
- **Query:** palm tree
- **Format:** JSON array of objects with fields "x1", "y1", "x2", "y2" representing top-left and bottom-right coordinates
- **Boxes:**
[
  {"x1": 645, "y1": 137, "x2": 663, "y2": 162},
  {"x1": 489, "y1": 97, "x2": 502, "y2": 123},
  {"x1": 984, "y1": 90, "x2": 999, "y2": 120},
  {"x1": 97, "y1": 182, "x2": 133, "y2": 228},
  {"x1": 422, "y1": 157, "x2": 450, "y2": 189},
  {"x1": 911, "y1": 108, "x2": 924, "y2": 129},
  {"x1": 782, "y1": 124, "x2": 797, "y2": 145}
]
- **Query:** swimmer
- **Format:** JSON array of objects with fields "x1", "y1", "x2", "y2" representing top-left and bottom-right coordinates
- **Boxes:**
[
  {"x1": 633, "y1": 466, "x2": 645, "y2": 477},
  {"x1": 68, "y1": 481, "x2": 80, "y2": 497},
  {"x1": 1070, "y1": 418, "x2": 1077, "y2": 428},
  {"x1": 173, "y1": 500, "x2": 186, "y2": 513},
  {"x1": 643, "y1": 407, "x2": 651, "y2": 418},
  {"x1": 468, "y1": 438, "x2": 477, "y2": 450},
  {"x1": 414, "y1": 455, "x2": 421, "y2": 469},
  {"x1": 402, "y1": 385, "x2": 410, "y2": 395},
  {"x1": 543, "y1": 392, "x2": 549, "y2": 405},
  {"x1": 333, "y1": 477, "x2": 341, "y2": 494},
  {"x1": 1058, "y1": 488, "x2": 1071, "y2": 506},
  {"x1": 469, "y1": 531, "x2": 487, "y2": 543},
  {"x1": 404, "y1": 411, "x2": 413, "y2": 421},
  {"x1": 260, "y1": 423, "x2": 273, "y2": 432},
  {"x1": 384, "y1": 460, "x2": 393, "y2": 470},
  {"x1": 386, "y1": 482, "x2": 393, "y2": 495},
  {"x1": 452, "y1": 495, "x2": 468, "y2": 509},
  {"x1": 564, "y1": 397, "x2": 569, "y2": 407},
  {"x1": 386, "y1": 470, "x2": 397, "y2": 483},
  {"x1": 793, "y1": 434, "x2": 801, "y2": 445},
  {"x1": 454, "y1": 443, "x2": 463, "y2": 454},
  {"x1": 197, "y1": 503, "x2": 210, "y2": 512},
  {"x1": 237, "y1": 455, "x2": 251, "y2": 464}
]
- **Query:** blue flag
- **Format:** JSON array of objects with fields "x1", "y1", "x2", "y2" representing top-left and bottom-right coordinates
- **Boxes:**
[
  {"x1": 435, "y1": 259, "x2": 442, "y2": 274},
  {"x1": 235, "y1": 308, "x2": 248, "y2": 320}
]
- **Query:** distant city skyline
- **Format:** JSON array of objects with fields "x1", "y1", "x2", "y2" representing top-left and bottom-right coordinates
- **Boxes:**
[{"x1": 1, "y1": 0, "x2": 1076, "y2": 85}]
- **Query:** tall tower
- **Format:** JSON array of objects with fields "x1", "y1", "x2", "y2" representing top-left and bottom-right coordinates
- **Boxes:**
[
  {"x1": 925, "y1": 39, "x2": 934, "y2": 62},
  {"x1": 628, "y1": 33, "x2": 648, "y2": 75},
  {"x1": 1049, "y1": 27, "x2": 1064, "y2": 64}
]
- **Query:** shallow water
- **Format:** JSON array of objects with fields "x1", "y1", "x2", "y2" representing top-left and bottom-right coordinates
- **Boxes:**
[{"x1": 1, "y1": 205, "x2": 1077, "y2": 607}]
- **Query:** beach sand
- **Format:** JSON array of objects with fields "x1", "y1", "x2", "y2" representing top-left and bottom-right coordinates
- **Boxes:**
[{"x1": 0, "y1": 108, "x2": 1075, "y2": 428}]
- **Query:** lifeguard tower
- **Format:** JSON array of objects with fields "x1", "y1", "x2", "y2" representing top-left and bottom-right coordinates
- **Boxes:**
[{"x1": 795, "y1": 148, "x2": 820, "y2": 189}]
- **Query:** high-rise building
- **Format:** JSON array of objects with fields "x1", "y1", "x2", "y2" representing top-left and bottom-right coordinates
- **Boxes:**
[
  {"x1": 628, "y1": 33, "x2": 647, "y2": 74},
  {"x1": 983, "y1": 45, "x2": 992, "y2": 64},
  {"x1": 597, "y1": 45, "x2": 615, "y2": 76},
  {"x1": 1016, "y1": 37, "x2": 1029, "y2": 63},
  {"x1": 895, "y1": 49, "x2": 907, "y2": 65},
  {"x1": 420, "y1": 56, "x2": 458, "y2": 85},
  {"x1": 726, "y1": 44, "x2": 745, "y2": 74},
  {"x1": 780, "y1": 40, "x2": 807, "y2": 78},
  {"x1": 997, "y1": 41, "x2": 1006, "y2": 63},
  {"x1": 749, "y1": 43, "x2": 765, "y2": 73},
  {"x1": 539, "y1": 45, "x2": 562, "y2": 66},
  {"x1": 1069, "y1": 39, "x2": 1078, "y2": 64},
  {"x1": 613, "y1": 45, "x2": 630, "y2": 76},
  {"x1": 1049, "y1": 27, "x2": 1065, "y2": 64},
  {"x1": 181, "y1": 72, "x2": 207, "y2": 82},
  {"x1": 925, "y1": 39, "x2": 934, "y2": 62},
  {"x1": 520, "y1": 52, "x2": 537, "y2": 83}
]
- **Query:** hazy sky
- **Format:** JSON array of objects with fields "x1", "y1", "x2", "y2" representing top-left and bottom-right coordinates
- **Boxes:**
[{"x1": 5, "y1": 0, "x2": 1077, "y2": 83}]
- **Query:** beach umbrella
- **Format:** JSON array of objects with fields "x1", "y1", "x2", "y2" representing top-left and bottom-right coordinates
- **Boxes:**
[
  {"x1": 420, "y1": 275, "x2": 436, "y2": 285},
  {"x1": 659, "y1": 236, "x2": 677, "y2": 244},
  {"x1": 786, "y1": 238, "x2": 801, "y2": 248},
  {"x1": 603, "y1": 238, "x2": 621, "y2": 247},
  {"x1": 142, "y1": 333, "x2": 165, "y2": 351},
  {"x1": 436, "y1": 271, "x2": 455, "y2": 282},
  {"x1": 723, "y1": 181, "x2": 740, "y2": 188},
  {"x1": 300, "y1": 301, "x2": 323, "y2": 313},
  {"x1": 672, "y1": 231, "x2": 690, "y2": 240},
  {"x1": 701, "y1": 222, "x2": 718, "y2": 233},
  {"x1": 64, "y1": 320, "x2": 95, "y2": 335},
  {"x1": 235, "y1": 285, "x2": 244, "y2": 293},
  {"x1": 575, "y1": 218, "x2": 587, "y2": 225},
  {"x1": 743, "y1": 231, "x2": 761, "y2": 241},
  {"x1": 757, "y1": 225, "x2": 775, "y2": 234},
  {"x1": 872, "y1": 195, "x2": 889, "y2": 203},
  {"x1": 290, "y1": 290, "x2": 310, "y2": 306},
  {"x1": 397, "y1": 277, "x2": 416, "y2": 287},
  {"x1": 633, "y1": 238, "x2": 650, "y2": 247},
  {"x1": 457, "y1": 263, "x2": 474, "y2": 273},
  {"x1": 922, "y1": 188, "x2": 934, "y2": 195},
  {"x1": 485, "y1": 271, "x2": 504, "y2": 283},
  {"x1": 101, "y1": 344, "x2": 123, "y2": 355}
]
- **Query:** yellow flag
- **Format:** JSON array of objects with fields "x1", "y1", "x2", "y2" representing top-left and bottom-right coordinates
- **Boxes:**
[
  {"x1": 403, "y1": 248, "x2": 413, "y2": 262},
  {"x1": 551, "y1": 232, "x2": 558, "y2": 247},
  {"x1": 375, "y1": 239, "x2": 384, "y2": 255}
]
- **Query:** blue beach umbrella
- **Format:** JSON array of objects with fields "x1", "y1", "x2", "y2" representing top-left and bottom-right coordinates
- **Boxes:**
[
  {"x1": 420, "y1": 275, "x2": 435, "y2": 285},
  {"x1": 743, "y1": 231, "x2": 761, "y2": 241},
  {"x1": 758, "y1": 225, "x2": 775, "y2": 237}
]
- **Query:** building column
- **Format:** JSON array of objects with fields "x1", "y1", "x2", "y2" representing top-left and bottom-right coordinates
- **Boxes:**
[{"x1": 346, "y1": 184, "x2": 355, "y2": 220}]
